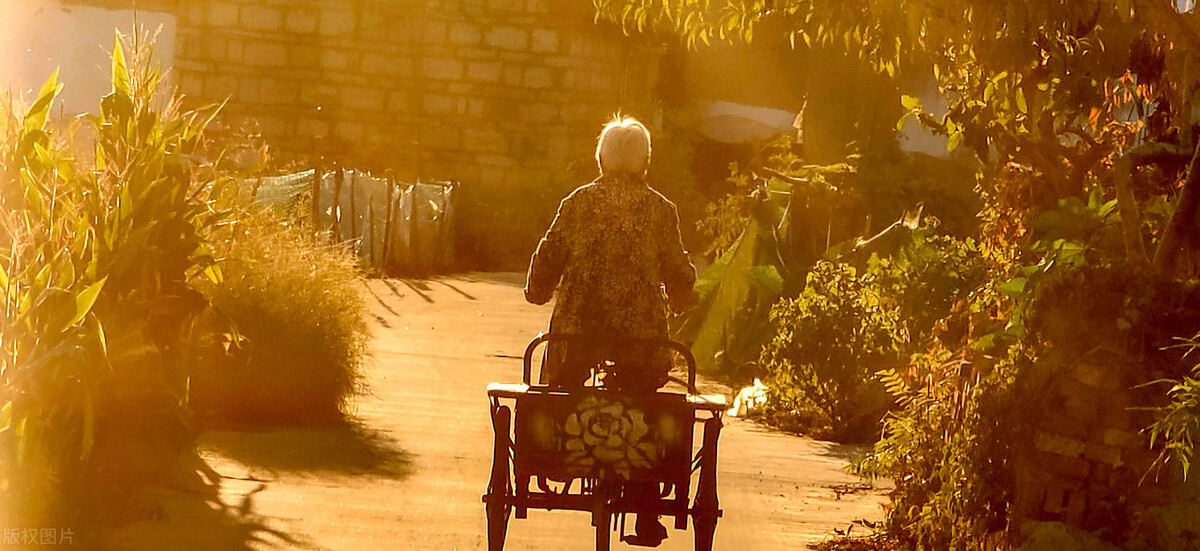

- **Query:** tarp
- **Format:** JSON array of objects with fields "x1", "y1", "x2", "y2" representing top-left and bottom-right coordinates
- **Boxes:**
[
  {"x1": 699, "y1": 101, "x2": 799, "y2": 144},
  {"x1": 246, "y1": 169, "x2": 457, "y2": 274}
]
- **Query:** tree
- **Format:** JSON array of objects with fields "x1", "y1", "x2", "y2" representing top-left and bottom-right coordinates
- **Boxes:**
[{"x1": 595, "y1": 0, "x2": 1200, "y2": 275}]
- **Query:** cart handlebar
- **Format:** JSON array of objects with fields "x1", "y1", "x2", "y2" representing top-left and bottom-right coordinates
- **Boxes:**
[{"x1": 522, "y1": 333, "x2": 697, "y2": 394}]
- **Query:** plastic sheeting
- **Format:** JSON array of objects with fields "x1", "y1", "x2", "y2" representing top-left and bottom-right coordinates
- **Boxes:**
[{"x1": 247, "y1": 169, "x2": 457, "y2": 274}]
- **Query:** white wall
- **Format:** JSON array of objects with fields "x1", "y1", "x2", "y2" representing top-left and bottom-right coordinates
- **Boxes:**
[{"x1": 0, "y1": 0, "x2": 176, "y2": 115}]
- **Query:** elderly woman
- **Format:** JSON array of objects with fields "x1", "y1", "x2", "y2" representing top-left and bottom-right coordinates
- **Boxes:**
[
  {"x1": 525, "y1": 116, "x2": 698, "y2": 392},
  {"x1": 525, "y1": 116, "x2": 697, "y2": 546}
]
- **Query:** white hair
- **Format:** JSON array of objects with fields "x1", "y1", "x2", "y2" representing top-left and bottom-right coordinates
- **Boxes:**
[{"x1": 595, "y1": 116, "x2": 651, "y2": 174}]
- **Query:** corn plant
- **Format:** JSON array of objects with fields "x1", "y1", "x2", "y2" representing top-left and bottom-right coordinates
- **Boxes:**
[{"x1": 0, "y1": 31, "x2": 227, "y2": 522}]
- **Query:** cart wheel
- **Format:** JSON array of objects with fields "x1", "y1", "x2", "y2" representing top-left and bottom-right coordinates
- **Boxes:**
[
  {"x1": 692, "y1": 417, "x2": 721, "y2": 551},
  {"x1": 594, "y1": 507, "x2": 611, "y2": 551},
  {"x1": 486, "y1": 405, "x2": 513, "y2": 551}
]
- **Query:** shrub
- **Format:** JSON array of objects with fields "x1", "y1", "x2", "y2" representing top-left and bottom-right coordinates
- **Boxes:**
[
  {"x1": 756, "y1": 231, "x2": 985, "y2": 440},
  {"x1": 758, "y1": 262, "x2": 903, "y2": 440},
  {"x1": 191, "y1": 211, "x2": 370, "y2": 425},
  {"x1": 854, "y1": 346, "x2": 1019, "y2": 550}
]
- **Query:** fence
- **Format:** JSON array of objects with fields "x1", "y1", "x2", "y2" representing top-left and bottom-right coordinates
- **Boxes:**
[{"x1": 248, "y1": 169, "x2": 457, "y2": 274}]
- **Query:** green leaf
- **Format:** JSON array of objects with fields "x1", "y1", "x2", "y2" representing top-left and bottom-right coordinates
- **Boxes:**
[
  {"x1": 0, "y1": 401, "x2": 11, "y2": 433},
  {"x1": 1015, "y1": 87, "x2": 1028, "y2": 113},
  {"x1": 901, "y1": 94, "x2": 923, "y2": 110},
  {"x1": 997, "y1": 277, "x2": 1027, "y2": 297},
  {"x1": 111, "y1": 32, "x2": 132, "y2": 97},
  {"x1": 68, "y1": 277, "x2": 108, "y2": 329},
  {"x1": 23, "y1": 68, "x2": 63, "y2": 133},
  {"x1": 202, "y1": 263, "x2": 224, "y2": 285},
  {"x1": 750, "y1": 265, "x2": 785, "y2": 295},
  {"x1": 947, "y1": 131, "x2": 964, "y2": 152}
]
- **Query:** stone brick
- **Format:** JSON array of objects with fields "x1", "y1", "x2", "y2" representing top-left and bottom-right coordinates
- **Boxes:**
[
  {"x1": 179, "y1": 74, "x2": 204, "y2": 96},
  {"x1": 531, "y1": 29, "x2": 559, "y2": 53},
  {"x1": 545, "y1": 55, "x2": 577, "y2": 68},
  {"x1": 465, "y1": 128, "x2": 506, "y2": 151},
  {"x1": 521, "y1": 102, "x2": 558, "y2": 123},
  {"x1": 320, "y1": 10, "x2": 357, "y2": 36},
  {"x1": 466, "y1": 99, "x2": 486, "y2": 117},
  {"x1": 183, "y1": 4, "x2": 206, "y2": 25},
  {"x1": 202, "y1": 36, "x2": 226, "y2": 61},
  {"x1": 336, "y1": 121, "x2": 366, "y2": 142},
  {"x1": 485, "y1": 26, "x2": 529, "y2": 50},
  {"x1": 298, "y1": 118, "x2": 329, "y2": 138},
  {"x1": 1083, "y1": 443, "x2": 1123, "y2": 467},
  {"x1": 202, "y1": 74, "x2": 238, "y2": 99},
  {"x1": 343, "y1": 87, "x2": 386, "y2": 111},
  {"x1": 487, "y1": 0, "x2": 525, "y2": 10},
  {"x1": 449, "y1": 22, "x2": 482, "y2": 45},
  {"x1": 227, "y1": 40, "x2": 243, "y2": 63},
  {"x1": 481, "y1": 166, "x2": 507, "y2": 186},
  {"x1": 240, "y1": 5, "x2": 282, "y2": 31},
  {"x1": 478, "y1": 154, "x2": 518, "y2": 167},
  {"x1": 423, "y1": 94, "x2": 459, "y2": 115},
  {"x1": 244, "y1": 42, "x2": 288, "y2": 67},
  {"x1": 420, "y1": 125, "x2": 461, "y2": 149},
  {"x1": 300, "y1": 84, "x2": 339, "y2": 106},
  {"x1": 260, "y1": 79, "x2": 300, "y2": 105},
  {"x1": 286, "y1": 10, "x2": 319, "y2": 33},
  {"x1": 1102, "y1": 428, "x2": 1138, "y2": 448},
  {"x1": 387, "y1": 91, "x2": 413, "y2": 112},
  {"x1": 502, "y1": 66, "x2": 522, "y2": 86},
  {"x1": 467, "y1": 61, "x2": 502, "y2": 82},
  {"x1": 1035, "y1": 431, "x2": 1085, "y2": 458},
  {"x1": 236, "y1": 79, "x2": 260, "y2": 103},
  {"x1": 209, "y1": 2, "x2": 239, "y2": 27},
  {"x1": 422, "y1": 58, "x2": 464, "y2": 80},
  {"x1": 321, "y1": 50, "x2": 349, "y2": 70},
  {"x1": 498, "y1": 51, "x2": 533, "y2": 64},
  {"x1": 363, "y1": 53, "x2": 411, "y2": 76},
  {"x1": 423, "y1": 20, "x2": 448, "y2": 44},
  {"x1": 291, "y1": 45, "x2": 321, "y2": 68},
  {"x1": 523, "y1": 67, "x2": 553, "y2": 89}
]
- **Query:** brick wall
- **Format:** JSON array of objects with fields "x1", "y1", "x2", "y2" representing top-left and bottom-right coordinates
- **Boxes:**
[
  {"x1": 170, "y1": 0, "x2": 662, "y2": 268},
  {"x1": 1012, "y1": 347, "x2": 1177, "y2": 540}
]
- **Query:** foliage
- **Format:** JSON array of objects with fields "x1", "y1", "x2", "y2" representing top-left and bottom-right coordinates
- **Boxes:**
[
  {"x1": 758, "y1": 230, "x2": 985, "y2": 440},
  {"x1": 1144, "y1": 336, "x2": 1200, "y2": 479},
  {"x1": 0, "y1": 31, "x2": 226, "y2": 522},
  {"x1": 758, "y1": 262, "x2": 902, "y2": 439},
  {"x1": 598, "y1": 0, "x2": 1200, "y2": 547},
  {"x1": 192, "y1": 210, "x2": 370, "y2": 425},
  {"x1": 856, "y1": 345, "x2": 1020, "y2": 550}
]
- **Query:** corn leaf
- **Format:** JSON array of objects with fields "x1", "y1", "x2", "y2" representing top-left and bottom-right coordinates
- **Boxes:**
[
  {"x1": 23, "y1": 68, "x2": 62, "y2": 134},
  {"x1": 0, "y1": 401, "x2": 11, "y2": 432},
  {"x1": 68, "y1": 277, "x2": 108, "y2": 329},
  {"x1": 111, "y1": 33, "x2": 132, "y2": 97}
]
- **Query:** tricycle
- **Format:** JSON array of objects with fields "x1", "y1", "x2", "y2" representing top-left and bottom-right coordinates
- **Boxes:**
[{"x1": 484, "y1": 333, "x2": 726, "y2": 550}]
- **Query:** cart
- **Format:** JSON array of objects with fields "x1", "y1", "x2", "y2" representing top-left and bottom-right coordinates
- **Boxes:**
[{"x1": 484, "y1": 333, "x2": 726, "y2": 550}]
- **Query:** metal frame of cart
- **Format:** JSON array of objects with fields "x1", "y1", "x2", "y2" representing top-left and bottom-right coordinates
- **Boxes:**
[{"x1": 484, "y1": 333, "x2": 726, "y2": 550}]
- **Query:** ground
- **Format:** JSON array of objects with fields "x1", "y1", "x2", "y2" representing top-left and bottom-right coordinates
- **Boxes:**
[{"x1": 104, "y1": 273, "x2": 888, "y2": 550}]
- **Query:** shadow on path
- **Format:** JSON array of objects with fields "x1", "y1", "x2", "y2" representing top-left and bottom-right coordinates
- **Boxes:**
[
  {"x1": 199, "y1": 419, "x2": 415, "y2": 481},
  {"x1": 99, "y1": 453, "x2": 310, "y2": 550}
]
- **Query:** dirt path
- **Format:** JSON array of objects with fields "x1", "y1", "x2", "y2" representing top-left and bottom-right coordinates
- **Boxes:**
[{"x1": 108, "y1": 273, "x2": 887, "y2": 550}]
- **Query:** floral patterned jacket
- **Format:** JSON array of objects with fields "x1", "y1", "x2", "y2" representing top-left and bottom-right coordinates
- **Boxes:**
[{"x1": 525, "y1": 173, "x2": 698, "y2": 389}]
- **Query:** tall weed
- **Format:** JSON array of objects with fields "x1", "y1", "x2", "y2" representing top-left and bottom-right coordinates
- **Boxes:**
[{"x1": 192, "y1": 210, "x2": 369, "y2": 425}]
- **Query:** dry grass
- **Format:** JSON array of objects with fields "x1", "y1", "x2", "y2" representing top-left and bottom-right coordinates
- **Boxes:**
[{"x1": 191, "y1": 210, "x2": 371, "y2": 426}]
